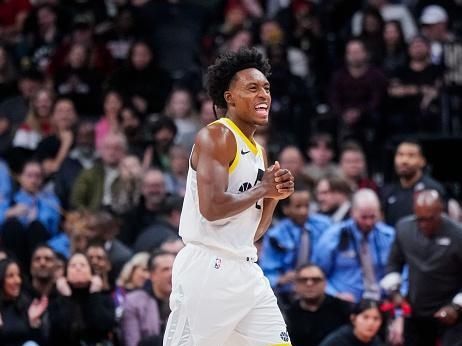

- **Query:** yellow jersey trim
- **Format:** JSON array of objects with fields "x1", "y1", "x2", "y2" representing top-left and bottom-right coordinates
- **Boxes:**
[
  {"x1": 228, "y1": 149, "x2": 240, "y2": 173},
  {"x1": 207, "y1": 117, "x2": 259, "y2": 171},
  {"x1": 220, "y1": 118, "x2": 258, "y2": 155}
]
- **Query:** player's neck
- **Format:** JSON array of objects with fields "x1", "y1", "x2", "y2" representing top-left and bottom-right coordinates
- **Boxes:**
[{"x1": 226, "y1": 114, "x2": 256, "y2": 140}]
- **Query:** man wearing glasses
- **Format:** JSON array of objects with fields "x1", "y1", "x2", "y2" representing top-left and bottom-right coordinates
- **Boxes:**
[{"x1": 285, "y1": 264, "x2": 351, "y2": 346}]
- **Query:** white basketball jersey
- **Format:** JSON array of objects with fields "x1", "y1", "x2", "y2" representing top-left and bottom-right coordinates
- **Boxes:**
[{"x1": 179, "y1": 117, "x2": 265, "y2": 258}]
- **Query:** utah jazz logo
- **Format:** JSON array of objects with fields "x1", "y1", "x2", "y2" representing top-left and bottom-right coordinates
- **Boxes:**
[
  {"x1": 239, "y1": 182, "x2": 253, "y2": 192},
  {"x1": 238, "y1": 169, "x2": 264, "y2": 209}
]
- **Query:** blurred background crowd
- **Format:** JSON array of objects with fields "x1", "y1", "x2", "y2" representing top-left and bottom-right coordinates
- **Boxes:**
[{"x1": 0, "y1": 0, "x2": 461, "y2": 345}]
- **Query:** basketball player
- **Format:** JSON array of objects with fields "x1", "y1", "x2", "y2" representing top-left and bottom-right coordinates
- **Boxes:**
[{"x1": 163, "y1": 48, "x2": 294, "y2": 346}]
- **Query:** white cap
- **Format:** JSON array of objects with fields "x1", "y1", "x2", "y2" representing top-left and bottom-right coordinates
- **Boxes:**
[{"x1": 420, "y1": 5, "x2": 448, "y2": 25}]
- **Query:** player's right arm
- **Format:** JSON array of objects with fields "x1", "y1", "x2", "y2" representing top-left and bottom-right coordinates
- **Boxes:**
[{"x1": 193, "y1": 124, "x2": 281, "y2": 222}]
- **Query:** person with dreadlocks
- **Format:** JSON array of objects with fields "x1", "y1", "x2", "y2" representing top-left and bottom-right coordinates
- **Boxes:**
[{"x1": 163, "y1": 48, "x2": 294, "y2": 346}]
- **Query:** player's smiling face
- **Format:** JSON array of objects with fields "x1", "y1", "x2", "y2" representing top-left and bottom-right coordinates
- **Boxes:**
[{"x1": 226, "y1": 68, "x2": 271, "y2": 126}]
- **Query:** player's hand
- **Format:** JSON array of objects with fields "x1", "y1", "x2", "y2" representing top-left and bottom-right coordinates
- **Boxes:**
[
  {"x1": 261, "y1": 161, "x2": 294, "y2": 199},
  {"x1": 273, "y1": 162, "x2": 294, "y2": 200}
]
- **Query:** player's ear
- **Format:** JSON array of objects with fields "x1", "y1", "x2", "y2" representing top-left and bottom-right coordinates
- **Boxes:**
[{"x1": 224, "y1": 91, "x2": 235, "y2": 107}]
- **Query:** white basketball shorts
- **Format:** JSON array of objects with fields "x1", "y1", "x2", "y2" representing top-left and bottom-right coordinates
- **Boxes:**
[{"x1": 163, "y1": 243, "x2": 292, "y2": 346}]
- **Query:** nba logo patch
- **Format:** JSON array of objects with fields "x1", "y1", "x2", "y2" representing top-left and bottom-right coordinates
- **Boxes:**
[{"x1": 214, "y1": 257, "x2": 222, "y2": 269}]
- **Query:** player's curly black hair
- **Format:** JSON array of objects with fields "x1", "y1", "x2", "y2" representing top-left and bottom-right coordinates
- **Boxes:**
[{"x1": 206, "y1": 47, "x2": 271, "y2": 116}]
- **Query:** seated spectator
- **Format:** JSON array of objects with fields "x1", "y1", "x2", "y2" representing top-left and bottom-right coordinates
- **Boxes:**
[
  {"x1": 319, "y1": 299, "x2": 385, "y2": 346},
  {"x1": 111, "y1": 155, "x2": 143, "y2": 215},
  {"x1": 19, "y1": 4, "x2": 63, "y2": 73},
  {"x1": 302, "y1": 133, "x2": 339, "y2": 186},
  {"x1": 329, "y1": 39, "x2": 387, "y2": 148},
  {"x1": 260, "y1": 190, "x2": 331, "y2": 302},
  {"x1": 164, "y1": 145, "x2": 188, "y2": 197},
  {"x1": 107, "y1": 40, "x2": 172, "y2": 115},
  {"x1": 339, "y1": 141, "x2": 378, "y2": 193},
  {"x1": 27, "y1": 245, "x2": 57, "y2": 298},
  {"x1": 36, "y1": 98, "x2": 78, "y2": 178},
  {"x1": 278, "y1": 146, "x2": 310, "y2": 191},
  {"x1": 387, "y1": 35, "x2": 443, "y2": 134},
  {"x1": 286, "y1": 264, "x2": 351, "y2": 346},
  {"x1": 94, "y1": 90, "x2": 123, "y2": 150},
  {"x1": 115, "y1": 252, "x2": 150, "y2": 317},
  {"x1": 118, "y1": 105, "x2": 145, "y2": 158},
  {"x1": 381, "y1": 140, "x2": 446, "y2": 226},
  {"x1": 102, "y1": 6, "x2": 137, "y2": 65},
  {"x1": 358, "y1": 7, "x2": 385, "y2": 66},
  {"x1": 142, "y1": 116, "x2": 177, "y2": 171},
  {"x1": 313, "y1": 189, "x2": 395, "y2": 303},
  {"x1": 86, "y1": 242, "x2": 112, "y2": 291},
  {"x1": 207, "y1": 3, "x2": 253, "y2": 63},
  {"x1": 0, "y1": 69, "x2": 42, "y2": 129},
  {"x1": 48, "y1": 253, "x2": 116, "y2": 346},
  {"x1": 419, "y1": 5, "x2": 452, "y2": 65},
  {"x1": 315, "y1": 174, "x2": 352, "y2": 223},
  {"x1": 52, "y1": 42, "x2": 102, "y2": 116},
  {"x1": 133, "y1": 195, "x2": 182, "y2": 253},
  {"x1": 85, "y1": 211, "x2": 132, "y2": 281},
  {"x1": 48, "y1": 16, "x2": 114, "y2": 78},
  {"x1": 0, "y1": 160, "x2": 61, "y2": 267},
  {"x1": 351, "y1": 0, "x2": 416, "y2": 41},
  {"x1": 256, "y1": 19, "x2": 308, "y2": 79},
  {"x1": 119, "y1": 168, "x2": 167, "y2": 247},
  {"x1": 121, "y1": 250, "x2": 175, "y2": 346},
  {"x1": 0, "y1": 258, "x2": 48, "y2": 346},
  {"x1": 118, "y1": 260, "x2": 149, "y2": 294},
  {"x1": 12, "y1": 88, "x2": 54, "y2": 150},
  {"x1": 54, "y1": 120, "x2": 97, "y2": 209},
  {"x1": 70, "y1": 132, "x2": 127, "y2": 211},
  {"x1": 48, "y1": 210, "x2": 89, "y2": 259},
  {"x1": 382, "y1": 20, "x2": 407, "y2": 76},
  {"x1": 163, "y1": 87, "x2": 200, "y2": 151}
]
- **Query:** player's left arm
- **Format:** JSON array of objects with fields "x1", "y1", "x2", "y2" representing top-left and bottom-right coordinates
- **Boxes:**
[{"x1": 254, "y1": 147, "x2": 294, "y2": 242}]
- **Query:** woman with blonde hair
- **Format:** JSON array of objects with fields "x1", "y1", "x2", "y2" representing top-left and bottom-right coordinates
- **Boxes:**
[
  {"x1": 13, "y1": 88, "x2": 54, "y2": 150},
  {"x1": 116, "y1": 252, "x2": 149, "y2": 291},
  {"x1": 114, "y1": 252, "x2": 149, "y2": 319}
]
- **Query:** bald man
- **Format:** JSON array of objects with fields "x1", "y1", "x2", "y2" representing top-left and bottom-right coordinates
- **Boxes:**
[
  {"x1": 382, "y1": 189, "x2": 462, "y2": 346},
  {"x1": 313, "y1": 188, "x2": 395, "y2": 302}
]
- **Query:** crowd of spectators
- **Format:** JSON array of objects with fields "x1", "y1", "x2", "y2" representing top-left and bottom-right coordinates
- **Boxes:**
[{"x1": 0, "y1": 0, "x2": 461, "y2": 345}]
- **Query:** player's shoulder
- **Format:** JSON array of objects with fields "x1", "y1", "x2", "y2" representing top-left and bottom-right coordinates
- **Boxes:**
[
  {"x1": 196, "y1": 120, "x2": 233, "y2": 144},
  {"x1": 194, "y1": 120, "x2": 236, "y2": 159}
]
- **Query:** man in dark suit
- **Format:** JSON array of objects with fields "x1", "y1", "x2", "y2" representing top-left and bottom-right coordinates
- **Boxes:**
[
  {"x1": 381, "y1": 140, "x2": 445, "y2": 226},
  {"x1": 382, "y1": 189, "x2": 462, "y2": 346}
]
